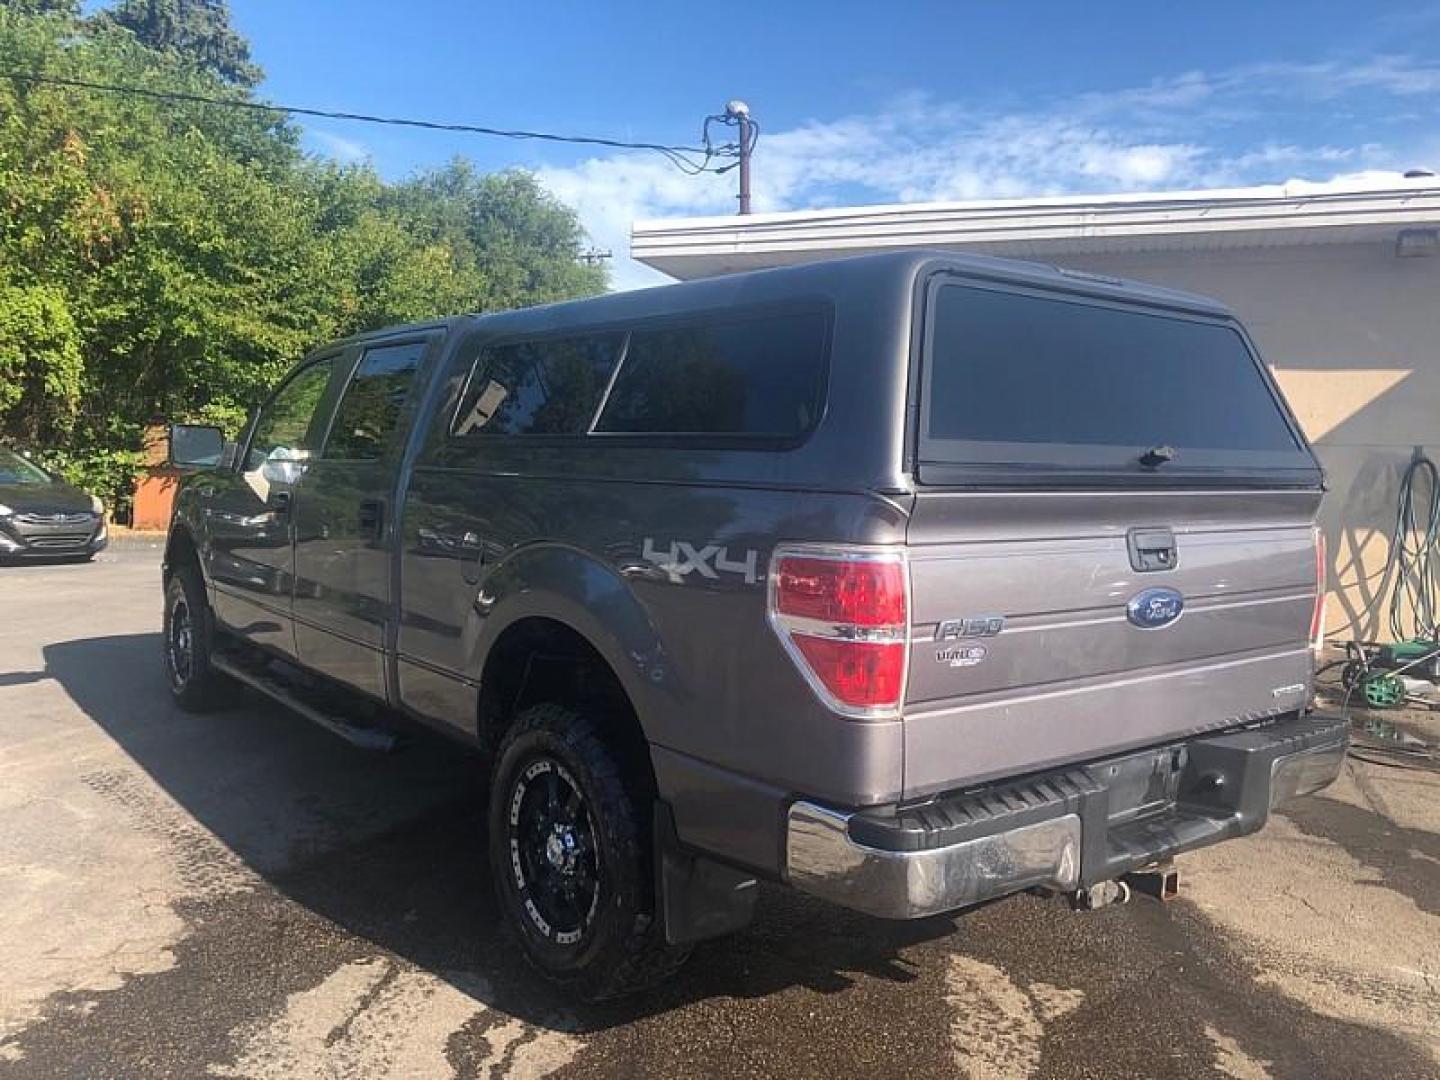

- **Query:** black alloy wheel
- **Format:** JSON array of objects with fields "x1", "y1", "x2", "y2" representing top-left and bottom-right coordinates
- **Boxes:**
[
  {"x1": 487, "y1": 702, "x2": 691, "y2": 999},
  {"x1": 163, "y1": 566, "x2": 225, "y2": 711},
  {"x1": 507, "y1": 756, "x2": 602, "y2": 947},
  {"x1": 166, "y1": 588, "x2": 195, "y2": 692}
]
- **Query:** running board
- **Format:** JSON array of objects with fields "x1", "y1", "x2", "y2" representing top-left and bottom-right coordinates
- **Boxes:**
[{"x1": 212, "y1": 654, "x2": 400, "y2": 752}]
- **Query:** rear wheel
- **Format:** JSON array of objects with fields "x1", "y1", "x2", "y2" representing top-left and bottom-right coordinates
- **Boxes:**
[
  {"x1": 163, "y1": 566, "x2": 226, "y2": 711},
  {"x1": 488, "y1": 703, "x2": 690, "y2": 1000}
]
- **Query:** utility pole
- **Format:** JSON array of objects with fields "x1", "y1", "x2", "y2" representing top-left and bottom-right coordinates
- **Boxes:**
[{"x1": 725, "y1": 99, "x2": 753, "y2": 214}]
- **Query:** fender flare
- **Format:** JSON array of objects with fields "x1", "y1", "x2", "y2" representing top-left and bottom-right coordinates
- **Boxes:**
[
  {"x1": 162, "y1": 516, "x2": 200, "y2": 579},
  {"x1": 463, "y1": 543, "x2": 679, "y2": 734}
]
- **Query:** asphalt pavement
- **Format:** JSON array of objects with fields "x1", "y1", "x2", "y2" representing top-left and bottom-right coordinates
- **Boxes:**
[{"x1": 1, "y1": 546, "x2": 1436, "y2": 1078}]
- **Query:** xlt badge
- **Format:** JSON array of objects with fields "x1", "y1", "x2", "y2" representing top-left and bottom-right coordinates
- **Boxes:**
[{"x1": 937, "y1": 644, "x2": 988, "y2": 668}]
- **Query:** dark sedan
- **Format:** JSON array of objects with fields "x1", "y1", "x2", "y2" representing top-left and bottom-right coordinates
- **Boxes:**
[{"x1": 0, "y1": 448, "x2": 108, "y2": 560}]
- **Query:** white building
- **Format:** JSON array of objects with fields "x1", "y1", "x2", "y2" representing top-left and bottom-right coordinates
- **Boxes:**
[{"x1": 632, "y1": 178, "x2": 1440, "y2": 638}]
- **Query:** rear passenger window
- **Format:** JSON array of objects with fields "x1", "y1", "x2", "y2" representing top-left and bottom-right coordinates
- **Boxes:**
[
  {"x1": 453, "y1": 334, "x2": 621, "y2": 437},
  {"x1": 595, "y1": 310, "x2": 828, "y2": 438},
  {"x1": 325, "y1": 342, "x2": 425, "y2": 460}
]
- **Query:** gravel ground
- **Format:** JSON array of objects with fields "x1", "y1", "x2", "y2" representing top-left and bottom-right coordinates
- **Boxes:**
[{"x1": 0, "y1": 548, "x2": 1436, "y2": 1079}]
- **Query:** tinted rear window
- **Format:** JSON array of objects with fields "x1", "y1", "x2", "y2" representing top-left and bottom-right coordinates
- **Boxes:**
[
  {"x1": 922, "y1": 284, "x2": 1309, "y2": 477},
  {"x1": 453, "y1": 333, "x2": 622, "y2": 437},
  {"x1": 595, "y1": 309, "x2": 828, "y2": 438},
  {"x1": 326, "y1": 342, "x2": 424, "y2": 460}
]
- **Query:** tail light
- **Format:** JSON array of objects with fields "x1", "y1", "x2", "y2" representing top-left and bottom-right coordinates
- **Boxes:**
[
  {"x1": 768, "y1": 547, "x2": 909, "y2": 716},
  {"x1": 1310, "y1": 526, "x2": 1327, "y2": 651}
]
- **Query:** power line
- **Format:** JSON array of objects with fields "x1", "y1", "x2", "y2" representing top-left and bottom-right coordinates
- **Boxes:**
[{"x1": 0, "y1": 69, "x2": 741, "y2": 174}]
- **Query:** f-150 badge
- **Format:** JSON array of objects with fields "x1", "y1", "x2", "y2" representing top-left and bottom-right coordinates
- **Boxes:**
[
  {"x1": 936, "y1": 615, "x2": 1005, "y2": 640},
  {"x1": 934, "y1": 615, "x2": 1003, "y2": 666}
]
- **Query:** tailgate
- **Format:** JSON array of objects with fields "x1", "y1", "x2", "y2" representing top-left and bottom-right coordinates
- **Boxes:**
[{"x1": 901, "y1": 488, "x2": 1321, "y2": 798}]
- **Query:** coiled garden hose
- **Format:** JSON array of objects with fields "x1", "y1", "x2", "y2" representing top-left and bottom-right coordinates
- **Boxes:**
[
  {"x1": 1383, "y1": 453, "x2": 1440, "y2": 642},
  {"x1": 1313, "y1": 451, "x2": 1440, "y2": 772}
]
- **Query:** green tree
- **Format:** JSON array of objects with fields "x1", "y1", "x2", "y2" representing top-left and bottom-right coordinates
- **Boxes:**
[
  {"x1": 0, "y1": 5, "x2": 606, "y2": 516},
  {"x1": 388, "y1": 162, "x2": 605, "y2": 313},
  {"x1": 92, "y1": 0, "x2": 261, "y2": 87},
  {"x1": 0, "y1": 283, "x2": 84, "y2": 440},
  {"x1": 0, "y1": 0, "x2": 80, "y2": 16}
]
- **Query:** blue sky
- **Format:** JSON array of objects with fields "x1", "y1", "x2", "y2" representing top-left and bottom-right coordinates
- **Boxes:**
[{"x1": 230, "y1": 0, "x2": 1440, "y2": 287}]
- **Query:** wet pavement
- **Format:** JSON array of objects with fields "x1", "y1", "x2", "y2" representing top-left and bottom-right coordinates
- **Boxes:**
[{"x1": 1, "y1": 548, "x2": 1436, "y2": 1078}]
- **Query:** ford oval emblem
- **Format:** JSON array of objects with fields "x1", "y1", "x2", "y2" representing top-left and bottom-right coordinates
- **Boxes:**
[{"x1": 1127, "y1": 587, "x2": 1184, "y2": 629}]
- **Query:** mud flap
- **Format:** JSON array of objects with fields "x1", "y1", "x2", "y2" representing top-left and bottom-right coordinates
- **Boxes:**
[{"x1": 654, "y1": 802, "x2": 758, "y2": 946}]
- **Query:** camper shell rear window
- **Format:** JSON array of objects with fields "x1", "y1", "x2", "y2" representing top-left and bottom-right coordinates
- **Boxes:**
[{"x1": 917, "y1": 279, "x2": 1319, "y2": 486}]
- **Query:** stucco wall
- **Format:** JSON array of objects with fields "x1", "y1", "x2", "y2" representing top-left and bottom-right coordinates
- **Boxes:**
[{"x1": 1057, "y1": 242, "x2": 1440, "y2": 640}]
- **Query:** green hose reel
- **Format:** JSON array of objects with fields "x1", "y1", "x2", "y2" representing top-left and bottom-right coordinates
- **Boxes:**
[{"x1": 1361, "y1": 671, "x2": 1406, "y2": 708}]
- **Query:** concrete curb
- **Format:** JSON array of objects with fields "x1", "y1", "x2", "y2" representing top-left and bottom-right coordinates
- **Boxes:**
[{"x1": 105, "y1": 530, "x2": 167, "y2": 550}]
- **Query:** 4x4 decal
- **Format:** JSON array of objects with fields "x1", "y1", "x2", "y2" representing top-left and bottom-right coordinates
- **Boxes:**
[{"x1": 642, "y1": 538, "x2": 760, "y2": 585}]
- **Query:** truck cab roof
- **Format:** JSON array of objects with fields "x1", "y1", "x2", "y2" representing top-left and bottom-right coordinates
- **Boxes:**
[{"x1": 458, "y1": 250, "x2": 1233, "y2": 342}]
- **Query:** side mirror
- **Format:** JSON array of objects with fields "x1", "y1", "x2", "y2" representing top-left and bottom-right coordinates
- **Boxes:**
[{"x1": 169, "y1": 424, "x2": 225, "y2": 468}]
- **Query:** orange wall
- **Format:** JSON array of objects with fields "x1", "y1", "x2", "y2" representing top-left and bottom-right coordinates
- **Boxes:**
[{"x1": 132, "y1": 470, "x2": 180, "y2": 531}]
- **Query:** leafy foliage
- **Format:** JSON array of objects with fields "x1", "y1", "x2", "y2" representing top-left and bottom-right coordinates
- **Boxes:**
[
  {"x1": 93, "y1": 0, "x2": 261, "y2": 87},
  {"x1": 0, "y1": 5, "x2": 606, "y2": 516},
  {"x1": 0, "y1": 0, "x2": 78, "y2": 15}
]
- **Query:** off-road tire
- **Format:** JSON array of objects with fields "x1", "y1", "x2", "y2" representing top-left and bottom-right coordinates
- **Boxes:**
[
  {"x1": 163, "y1": 565, "x2": 226, "y2": 711},
  {"x1": 488, "y1": 702, "x2": 691, "y2": 1000}
]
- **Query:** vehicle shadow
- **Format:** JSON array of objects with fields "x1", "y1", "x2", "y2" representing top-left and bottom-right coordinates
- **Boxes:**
[
  {"x1": 0, "y1": 554, "x2": 95, "y2": 568},
  {"x1": 39, "y1": 631, "x2": 959, "y2": 1037}
]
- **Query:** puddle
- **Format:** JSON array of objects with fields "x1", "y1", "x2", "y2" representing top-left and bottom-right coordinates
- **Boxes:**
[{"x1": 1355, "y1": 716, "x2": 1432, "y2": 749}]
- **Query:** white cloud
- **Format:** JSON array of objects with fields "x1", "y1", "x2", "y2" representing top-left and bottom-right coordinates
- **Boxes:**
[
  {"x1": 534, "y1": 54, "x2": 1438, "y2": 290},
  {"x1": 1233, "y1": 55, "x2": 1440, "y2": 99},
  {"x1": 307, "y1": 129, "x2": 369, "y2": 164},
  {"x1": 535, "y1": 155, "x2": 735, "y2": 290}
]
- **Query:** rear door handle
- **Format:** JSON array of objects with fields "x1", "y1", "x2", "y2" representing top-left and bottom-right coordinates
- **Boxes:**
[
  {"x1": 358, "y1": 498, "x2": 384, "y2": 538},
  {"x1": 270, "y1": 489, "x2": 292, "y2": 518}
]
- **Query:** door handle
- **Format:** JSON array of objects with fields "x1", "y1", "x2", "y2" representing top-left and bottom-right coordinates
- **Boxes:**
[
  {"x1": 358, "y1": 498, "x2": 384, "y2": 539},
  {"x1": 1128, "y1": 526, "x2": 1177, "y2": 572},
  {"x1": 270, "y1": 489, "x2": 292, "y2": 518}
]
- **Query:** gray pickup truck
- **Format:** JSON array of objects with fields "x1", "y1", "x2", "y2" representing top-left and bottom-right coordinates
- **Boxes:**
[{"x1": 164, "y1": 250, "x2": 1346, "y2": 999}]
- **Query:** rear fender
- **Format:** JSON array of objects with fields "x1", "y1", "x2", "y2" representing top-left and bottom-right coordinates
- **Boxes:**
[{"x1": 463, "y1": 543, "x2": 676, "y2": 737}]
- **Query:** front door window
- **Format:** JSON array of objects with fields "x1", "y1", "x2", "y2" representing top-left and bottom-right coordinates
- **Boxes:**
[{"x1": 242, "y1": 357, "x2": 338, "y2": 495}]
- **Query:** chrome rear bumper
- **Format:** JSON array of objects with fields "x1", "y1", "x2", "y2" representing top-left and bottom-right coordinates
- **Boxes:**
[
  {"x1": 784, "y1": 712, "x2": 1346, "y2": 919},
  {"x1": 787, "y1": 804, "x2": 1081, "y2": 918}
]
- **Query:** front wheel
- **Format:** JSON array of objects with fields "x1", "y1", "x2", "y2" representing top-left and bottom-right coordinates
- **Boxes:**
[
  {"x1": 488, "y1": 703, "x2": 690, "y2": 1000},
  {"x1": 163, "y1": 567, "x2": 226, "y2": 711}
]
